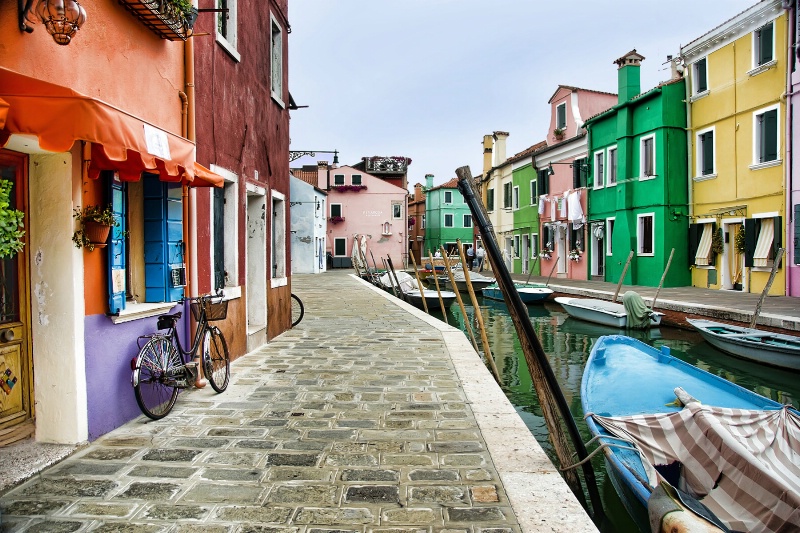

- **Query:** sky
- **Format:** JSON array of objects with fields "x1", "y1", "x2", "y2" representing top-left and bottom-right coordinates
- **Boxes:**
[{"x1": 288, "y1": 0, "x2": 756, "y2": 191}]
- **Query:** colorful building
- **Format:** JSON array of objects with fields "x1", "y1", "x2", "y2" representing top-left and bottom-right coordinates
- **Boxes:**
[
  {"x1": 408, "y1": 179, "x2": 428, "y2": 265},
  {"x1": 481, "y1": 132, "x2": 517, "y2": 271},
  {"x1": 788, "y1": 1, "x2": 800, "y2": 296},
  {"x1": 289, "y1": 175, "x2": 327, "y2": 274},
  {"x1": 0, "y1": 1, "x2": 232, "y2": 443},
  {"x1": 423, "y1": 175, "x2": 474, "y2": 259},
  {"x1": 510, "y1": 143, "x2": 546, "y2": 276},
  {"x1": 681, "y1": 0, "x2": 787, "y2": 295},
  {"x1": 585, "y1": 51, "x2": 691, "y2": 288},
  {"x1": 533, "y1": 86, "x2": 617, "y2": 280}
]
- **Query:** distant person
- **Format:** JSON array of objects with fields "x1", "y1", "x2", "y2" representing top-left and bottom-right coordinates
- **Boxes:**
[
  {"x1": 476, "y1": 245, "x2": 485, "y2": 272},
  {"x1": 466, "y1": 245, "x2": 475, "y2": 270},
  {"x1": 434, "y1": 249, "x2": 442, "y2": 258}
]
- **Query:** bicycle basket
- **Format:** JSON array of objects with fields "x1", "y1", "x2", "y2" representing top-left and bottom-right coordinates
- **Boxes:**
[{"x1": 191, "y1": 299, "x2": 228, "y2": 322}]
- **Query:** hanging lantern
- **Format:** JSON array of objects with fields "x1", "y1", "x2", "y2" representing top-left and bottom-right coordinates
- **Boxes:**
[{"x1": 36, "y1": 0, "x2": 87, "y2": 45}]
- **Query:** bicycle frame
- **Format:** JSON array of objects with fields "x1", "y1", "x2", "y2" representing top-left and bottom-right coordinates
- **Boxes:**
[{"x1": 168, "y1": 303, "x2": 209, "y2": 364}]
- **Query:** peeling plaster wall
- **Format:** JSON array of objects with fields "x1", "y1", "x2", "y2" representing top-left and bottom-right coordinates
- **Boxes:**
[{"x1": 29, "y1": 148, "x2": 87, "y2": 444}]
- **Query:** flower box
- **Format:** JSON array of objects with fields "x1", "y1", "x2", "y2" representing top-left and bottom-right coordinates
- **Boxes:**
[
  {"x1": 330, "y1": 185, "x2": 367, "y2": 192},
  {"x1": 117, "y1": 0, "x2": 198, "y2": 41},
  {"x1": 329, "y1": 216, "x2": 345, "y2": 224}
]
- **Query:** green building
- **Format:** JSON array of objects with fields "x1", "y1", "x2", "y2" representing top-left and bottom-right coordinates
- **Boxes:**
[
  {"x1": 423, "y1": 176, "x2": 474, "y2": 257},
  {"x1": 584, "y1": 51, "x2": 690, "y2": 287},
  {"x1": 511, "y1": 151, "x2": 543, "y2": 276}
]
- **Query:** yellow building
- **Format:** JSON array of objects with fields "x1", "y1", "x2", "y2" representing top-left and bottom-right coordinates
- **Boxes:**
[{"x1": 681, "y1": 0, "x2": 787, "y2": 295}]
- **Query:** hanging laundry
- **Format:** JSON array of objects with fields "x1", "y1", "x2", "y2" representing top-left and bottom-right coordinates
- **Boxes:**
[
  {"x1": 560, "y1": 192, "x2": 568, "y2": 218},
  {"x1": 550, "y1": 198, "x2": 557, "y2": 221},
  {"x1": 538, "y1": 195, "x2": 545, "y2": 215},
  {"x1": 567, "y1": 190, "x2": 583, "y2": 222}
]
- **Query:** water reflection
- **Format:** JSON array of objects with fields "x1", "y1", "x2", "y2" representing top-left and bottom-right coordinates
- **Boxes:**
[{"x1": 432, "y1": 297, "x2": 800, "y2": 532}]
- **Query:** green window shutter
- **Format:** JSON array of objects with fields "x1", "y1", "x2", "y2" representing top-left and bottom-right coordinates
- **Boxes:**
[
  {"x1": 696, "y1": 58, "x2": 707, "y2": 92},
  {"x1": 107, "y1": 172, "x2": 126, "y2": 314},
  {"x1": 773, "y1": 215, "x2": 783, "y2": 260},
  {"x1": 759, "y1": 23, "x2": 773, "y2": 65},
  {"x1": 557, "y1": 104, "x2": 566, "y2": 130},
  {"x1": 744, "y1": 218, "x2": 757, "y2": 267},
  {"x1": 487, "y1": 189, "x2": 494, "y2": 211},
  {"x1": 572, "y1": 161, "x2": 580, "y2": 189},
  {"x1": 688, "y1": 223, "x2": 699, "y2": 265},
  {"x1": 213, "y1": 187, "x2": 225, "y2": 291},
  {"x1": 702, "y1": 131, "x2": 714, "y2": 175},
  {"x1": 762, "y1": 109, "x2": 778, "y2": 162}
]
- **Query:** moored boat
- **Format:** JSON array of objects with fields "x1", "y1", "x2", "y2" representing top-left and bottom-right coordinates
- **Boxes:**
[
  {"x1": 686, "y1": 318, "x2": 800, "y2": 371},
  {"x1": 403, "y1": 288, "x2": 457, "y2": 311},
  {"x1": 482, "y1": 282, "x2": 553, "y2": 304},
  {"x1": 445, "y1": 271, "x2": 496, "y2": 292},
  {"x1": 581, "y1": 335, "x2": 800, "y2": 532},
  {"x1": 377, "y1": 271, "x2": 417, "y2": 292},
  {"x1": 555, "y1": 294, "x2": 662, "y2": 328}
]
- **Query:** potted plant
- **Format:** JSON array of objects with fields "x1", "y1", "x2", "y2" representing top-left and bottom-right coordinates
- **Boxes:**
[
  {"x1": 72, "y1": 204, "x2": 119, "y2": 251},
  {"x1": 328, "y1": 215, "x2": 345, "y2": 225},
  {"x1": 568, "y1": 249, "x2": 581, "y2": 262},
  {"x1": 710, "y1": 227, "x2": 724, "y2": 257},
  {"x1": 0, "y1": 180, "x2": 25, "y2": 259},
  {"x1": 553, "y1": 128, "x2": 565, "y2": 140}
]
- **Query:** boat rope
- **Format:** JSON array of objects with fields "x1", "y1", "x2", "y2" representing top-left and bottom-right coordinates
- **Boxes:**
[{"x1": 559, "y1": 441, "x2": 642, "y2": 471}]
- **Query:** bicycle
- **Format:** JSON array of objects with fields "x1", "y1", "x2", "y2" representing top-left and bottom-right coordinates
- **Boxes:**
[
  {"x1": 291, "y1": 293, "x2": 304, "y2": 327},
  {"x1": 131, "y1": 293, "x2": 231, "y2": 420}
]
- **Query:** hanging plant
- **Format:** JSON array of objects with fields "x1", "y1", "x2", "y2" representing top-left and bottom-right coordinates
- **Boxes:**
[
  {"x1": 734, "y1": 227, "x2": 746, "y2": 254},
  {"x1": 72, "y1": 204, "x2": 120, "y2": 251},
  {"x1": 0, "y1": 180, "x2": 25, "y2": 259},
  {"x1": 710, "y1": 227, "x2": 724, "y2": 255}
]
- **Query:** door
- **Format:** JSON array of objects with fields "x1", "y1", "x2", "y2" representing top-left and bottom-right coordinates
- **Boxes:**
[
  {"x1": 557, "y1": 224, "x2": 567, "y2": 274},
  {"x1": 0, "y1": 150, "x2": 33, "y2": 445}
]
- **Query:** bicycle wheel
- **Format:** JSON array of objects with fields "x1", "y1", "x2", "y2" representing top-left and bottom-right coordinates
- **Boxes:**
[
  {"x1": 133, "y1": 336, "x2": 181, "y2": 420},
  {"x1": 291, "y1": 293, "x2": 304, "y2": 327},
  {"x1": 203, "y1": 327, "x2": 230, "y2": 393}
]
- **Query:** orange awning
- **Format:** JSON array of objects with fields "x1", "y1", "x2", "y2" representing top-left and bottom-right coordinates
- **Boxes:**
[
  {"x1": 0, "y1": 97, "x2": 8, "y2": 130},
  {"x1": 0, "y1": 67, "x2": 222, "y2": 188},
  {"x1": 193, "y1": 162, "x2": 225, "y2": 188}
]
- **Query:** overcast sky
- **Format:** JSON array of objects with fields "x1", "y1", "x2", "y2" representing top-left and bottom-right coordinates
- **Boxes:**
[{"x1": 288, "y1": 0, "x2": 756, "y2": 191}]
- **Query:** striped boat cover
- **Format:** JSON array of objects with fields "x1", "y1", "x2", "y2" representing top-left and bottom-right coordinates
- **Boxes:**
[{"x1": 594, "y1": 402, "x2": 800, "y2": 532}]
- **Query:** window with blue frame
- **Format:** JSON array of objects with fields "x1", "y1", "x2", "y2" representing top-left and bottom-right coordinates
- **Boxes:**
[{"x1": 107, "y1": 171, "x2": 185, "y2": 314}]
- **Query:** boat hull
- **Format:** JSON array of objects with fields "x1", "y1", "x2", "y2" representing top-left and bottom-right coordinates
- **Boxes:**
[
  {"x1": 555, "y1": 297, "x2": 662, "y2": 328},
  {"x1": 687, "y1": 318, "x2": 800, "y2": 371},
  {"x1": 482, "y1": 284, "x2": 553, "y2": 304},
  {"x1": 404, "y1": 289, "x2": 456, "y2": 310}
]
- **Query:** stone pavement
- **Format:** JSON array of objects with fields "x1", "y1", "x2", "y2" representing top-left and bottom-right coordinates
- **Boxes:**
[{"x1": 0, "y1": 271, "x2": 596, "y2": 532}]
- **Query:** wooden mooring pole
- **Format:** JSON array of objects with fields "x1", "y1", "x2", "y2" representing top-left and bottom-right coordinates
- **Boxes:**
[
  {"x1": 428, "y1": 252, "x2": 449, "y2": 325},
  {"x1": 650, "y1": 248, "x2": 674, "y2": 310},
  {"x1": 408, "y1": 249, "x2": 429, "y2": 314},
  {"x1": 750, "y1": 248, "x2": 784, "y2": 329},
  {"x1": 440, "y1": 246, "x2": 480, "y2": 353},
  {"x1": 612, "y1": 250, "x2": 635, "y2": 303},
  {"x1": 456, "y1": 165, "x2": 604, "y2": 524}
]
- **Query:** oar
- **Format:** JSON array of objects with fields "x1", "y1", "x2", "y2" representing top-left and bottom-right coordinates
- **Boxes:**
[
  {"x1": 381, "y1": 258, "x2": 398, "y2": 298},
  {"x1": 525, "y1": 254, "x2": 540, "y2": 285},
  {"x1": 612, "y1": 250, "x2": 635, "y2": 303},
  {"x1": 441, "y1": 245, "x2": 479, "y2": 353},
  {"x1": 428, "y1": 252, "x2": 449, "y2": 324},
  {"x1": 545, "y1": 259, "x2": 559, "y2": 286},
  {"x1": 650, "y1": 248, "x2": 674, "y2": 310},
  {"x1": 386, "y1": 256, "x2": 406, "y2": 301},
  {"x1": 408, "y1": 249, "x2": 429, "y2": 314},
  {"x1": 750, "y1": 247, "x2": 785, "y2": 329}
]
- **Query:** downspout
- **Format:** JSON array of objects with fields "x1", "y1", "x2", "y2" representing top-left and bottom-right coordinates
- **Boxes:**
[
  {"x1": 684, "y1": 60, "x2": 693, "y2": 218},
  {"x1": 785, "y1": 0, "x2": 796, "y2": 295},
  {"x1": 185, "y1": 21, "x2": 198, "y2": 299}
]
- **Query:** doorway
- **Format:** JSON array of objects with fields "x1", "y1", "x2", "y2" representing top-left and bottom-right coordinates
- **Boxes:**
[
  {"x1": 0, "y1": 150, "x2": 33, "y2": 446},
  {"x1": 721, "y1": 220, "x2": 744, "y2": 291}
]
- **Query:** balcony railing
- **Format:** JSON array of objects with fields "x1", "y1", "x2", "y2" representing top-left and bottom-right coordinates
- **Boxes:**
[{"x1": 118, "y1": 0, "x2": 198, "y2": 41}]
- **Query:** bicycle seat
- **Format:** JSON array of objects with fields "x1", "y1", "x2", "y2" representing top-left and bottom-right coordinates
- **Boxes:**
[{"x1": 157, "y1": 312, "x2": 182, "y2": 330}]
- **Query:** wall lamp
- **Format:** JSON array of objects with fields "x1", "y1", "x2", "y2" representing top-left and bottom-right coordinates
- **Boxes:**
[
  {"x1": 547, "y1": 161, "x2": 588, "y2": 176},
  {"x1": 19, "y1": 0, "x2": 87, "y2": 45},
  {"x1": 289, "y1": 149, "x2": 339, "y2": 164}
]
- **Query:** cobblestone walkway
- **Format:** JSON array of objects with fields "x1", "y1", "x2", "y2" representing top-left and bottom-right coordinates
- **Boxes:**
[{"x1": 0, "y1": 272, "x2": 594, "y2": 532}]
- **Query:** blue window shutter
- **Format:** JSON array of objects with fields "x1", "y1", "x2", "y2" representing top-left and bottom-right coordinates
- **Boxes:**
[
  {"x1": 107, "y1": 172, "x2": 126, "y2": 314},
  {"x1": 143, "y1": 174, "x2": 184, "y2": 303}
]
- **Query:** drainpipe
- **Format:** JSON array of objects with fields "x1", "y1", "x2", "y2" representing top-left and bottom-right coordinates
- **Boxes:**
[
  {"x1": 785, "y1": 0, "x2": 796, "y2": 295},
  {"x1": 185, "y1": 18, "x2": 198, "y2": 299},
  {"x1": 684, "y1": 58, "x2": 693, "y2": 219}
]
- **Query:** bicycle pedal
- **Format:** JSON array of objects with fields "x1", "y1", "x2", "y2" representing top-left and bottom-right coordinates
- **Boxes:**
[{"x1": 185, "y1": 361, "x2": 198, "y2": 369}]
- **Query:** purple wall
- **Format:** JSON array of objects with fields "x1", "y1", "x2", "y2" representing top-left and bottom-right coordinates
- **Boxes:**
[{"x1": 84, "y1": 305, "x2": 185, "y2": 440}]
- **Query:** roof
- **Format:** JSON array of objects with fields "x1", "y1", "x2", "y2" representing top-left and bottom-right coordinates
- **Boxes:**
[
  {"x1": 427, "y1": 177, "x2": 459, "y2": 191},
  {"x1": 290, "y1": 167, "x2": 318, "y2": 186},
  {"x1": 682, "y1": 0, "x2": 779, "y2": 54},
  {"x1": 547, "y1": 85, "x2": 617, "y2": 104}
]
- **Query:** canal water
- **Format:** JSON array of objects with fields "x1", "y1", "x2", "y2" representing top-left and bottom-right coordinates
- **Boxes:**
[{"x1": 430, "y1": 296, "x2": 800, "y2": 533}]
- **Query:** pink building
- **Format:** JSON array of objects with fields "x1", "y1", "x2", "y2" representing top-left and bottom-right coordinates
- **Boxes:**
[
  {"x1": 534, "y1": 86, "x2": 617, "y2": 280},
  {"x1": 316, "y1": 162, "x2": 408, "y2": 270}
]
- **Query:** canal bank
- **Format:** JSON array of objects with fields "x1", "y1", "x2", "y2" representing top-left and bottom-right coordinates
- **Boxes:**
[
  {"x1": 0, "y1": 271, "x2": 597, "y2": 532},
  {"x1": 511, "y1": 273, "x2": 800, "y2": 332}
]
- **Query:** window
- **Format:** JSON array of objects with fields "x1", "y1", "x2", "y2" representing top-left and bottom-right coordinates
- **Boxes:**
[
  {"x1": 530, "y1": 178, "x2": 537, "y2": 205},
  {"x1": 537, "y1": 169, "x2": 550, "y2": 196},
  {"x1": 697, "y1": 128, "x2": 715, "y2": 177},
  {"x1": 513, "y1": 186, "x2": 520, "y2": 210},
  {"x1": 513, "y1": 235, "x2": 520, "y2": 258},
  {"x1": 444, "y1": 213, "x2": 454, "y2": 227},
  {"x1": 216, "y1": 0, "x2": 239, "y2": 60},
  {"x1": 503, "y1": 182, "x2": 513, "y2": 209},
  {"x1": 210, "y1": 170, "x2": 239, "y2": 291},
  {"x1": 693, "y1": 57, "x2": 708, "y2": 94},
  {"x1": 745, "y1": 216, "x2": 782, "y2": 268},
  {"x1": 607, "y1": 148, "x2": 617, "y2": 186},
  {"x1": 444, "y1": 190, "x2": 453, "y2": 204},
  {"x1": 754, "y1": 106, "x2": 779, "y2": 165},
  {"x1": 640, "y1": 135, "x2": 655, "y2": 178},
  {"x1": 351, "y1": 174, "x2": 362, "y2": 185},
  {"x1": 556, "y1": 103, "x2": 566, "y2": 130},
  {"x1": 330, "y1": 204, "x2": 342, "y2": 218},
  {"x1": 754, "y1": 22, "x2": 774, "y2": 67},
  {"x1": 333, "y1": 174, "x2": 345, "y2": 186},
  {"x1": 271, "y1": 192, "x2": 287, "y2": 282},
  {"x1": 593, "y1": 151, "x2": 605, "y2": 189},
  {"x1": 637, "y1": 213, "x2": 654, "y2": 256},
  {"x1": 570, "y1": 224, "x2": 583, "y2": 252},
  {"x1": 606, "y1": 217, "x2": 615, "y2": 255},
  {"x1": 334, "y1": 237, "x2": 347, "y2": 256},
  {"x1": 573, "y1": 157, "x2": 588, "y2": 188},
  {"x1": 486, "y1": 189, "x2": 495, "y2": 211},
  {"x1": 531, "y1": 233, "x2": 539, "y2": 258},
  {"x1": 421, "y1": 214, "x2": 425, "y2": 229},
  {"x1": 392, "y1": 203, "x2": 402, "y2": 219},
  {"x1": 270, "y1": 15, "x2": 284, "y2": 106},
  {"x1": 463, "y1": 214, "x2": 472, "y2": 228},
  {"x1": 691, "y1": 222, "x2": 715, "y2": 266}
]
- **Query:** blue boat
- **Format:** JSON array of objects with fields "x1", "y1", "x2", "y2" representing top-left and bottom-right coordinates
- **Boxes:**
[
  {"x1": 481, "y1": 282, "x2": 553, "y2": 304},
  {"x1": 581, "y1": 335, "x2": 800, "y2": 532}
]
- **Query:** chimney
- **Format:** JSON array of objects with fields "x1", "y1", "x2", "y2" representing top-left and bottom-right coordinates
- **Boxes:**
[
  {"x1": 483, "y1": 134, "x2": 493, "y2": 173},
  {"x1": 414, "y1": 182, "x2": 424, "y2": 201},
  {"x1": 614, "y1": 49, "x2": 644, "y2": 103},
  {"x1": 493, "y1": 131, "x2": 509, "y2": 166},
  {"x1": 425, "y1": 174, "x2": 434, "y2": 190}
]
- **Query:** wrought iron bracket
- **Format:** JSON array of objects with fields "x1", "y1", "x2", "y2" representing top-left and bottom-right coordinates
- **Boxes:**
[{"x1": 18, "y1": 0, "x2": 36, "y2": 33}]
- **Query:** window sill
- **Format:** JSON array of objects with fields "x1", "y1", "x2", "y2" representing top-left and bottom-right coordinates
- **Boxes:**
[
  {"x1": 747, "y1": 60, "x2": 777, "y2": 77},
  {"x1": 219, "y1": 285, "x2": 242, "y2": 301},
  {"x1": 271, "y1": 92, "x2": 286, "y2": 109},
  {"x1": 639, "y1": 175, "x2": 657, "y2": 181},
  {"x1": 111, "y1": 302, "x2": 178, "y2": 324},
  {"x1": 637, "y1": 252, "x2": 655, "y2": 257},
  {"x1": 690, "y1": 90, "x2": 710, "y2": 102},
  {"x1": 693, "y1": 173, "x2": 717, "y2": 182},
  {"x1": 749, "y1": 159, "x2": 781, "y2": 171},
  {"x1": 216, "y1": 34, "x2": 241, "y2": 62},
  {"x1": 271, "y1": 277, "x2": 288, "y2": 289},
  {"x1": 693, "y1": 265, "x2": 715, "y2": 270}
]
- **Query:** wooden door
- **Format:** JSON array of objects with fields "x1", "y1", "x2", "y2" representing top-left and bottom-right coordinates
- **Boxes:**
[{"x1": 0, "y1": 150, "x2": 33, "y2": 446}]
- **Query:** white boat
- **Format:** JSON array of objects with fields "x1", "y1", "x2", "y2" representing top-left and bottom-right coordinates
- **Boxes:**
[
  {"x1": 377, "y1": 271, "x2": 417, "y2": 292},
  {"x1": 482, "y1": 282, "x2": 553, "y2": 304},
  {"x1": 687, "y1": 318, "x2": 800, "y2": 371},
  {"x1": 554, "y1": 296, "x2": 662, "y2": 328},
  {"x1": 445, "y1": 271, "x2": 495, "y2": 292},
  {"x1": 404, "y1": 288, "x2": 457, "y2": 311}
]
